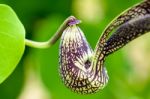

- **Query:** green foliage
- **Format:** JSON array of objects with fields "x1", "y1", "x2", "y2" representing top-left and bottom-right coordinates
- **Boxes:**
[
  {"x1": 0, "y1": 4, "x2": 25, "y2": 83},
  {"x1": 0, "y1": 0, "x2": 149, "y2": 99}
]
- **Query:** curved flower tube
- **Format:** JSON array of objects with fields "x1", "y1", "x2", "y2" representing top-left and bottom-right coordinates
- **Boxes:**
[{"x1": 59, "y1": 0, "x2": 150, "y2": 94}]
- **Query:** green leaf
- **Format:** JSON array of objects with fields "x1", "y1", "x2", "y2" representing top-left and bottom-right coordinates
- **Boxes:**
[{"x1": 0, "y1": 4, "x2": 25, "y2": 83}]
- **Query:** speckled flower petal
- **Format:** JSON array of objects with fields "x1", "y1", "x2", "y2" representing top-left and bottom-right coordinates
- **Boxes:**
[
  {"x1": 59, "y1": 24, "x2": 109, "y2": 94},
  {"x1": 59, "y1": 25, "x2": 94, "y2": 93}
]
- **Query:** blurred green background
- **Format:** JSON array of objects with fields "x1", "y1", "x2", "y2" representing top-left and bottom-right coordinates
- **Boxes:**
[{"x1": 1, "y1": 0, "x2": 150, "y2": 99}]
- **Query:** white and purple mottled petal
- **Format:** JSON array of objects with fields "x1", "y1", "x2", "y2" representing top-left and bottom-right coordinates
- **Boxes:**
[{"x1": 59, "y1": 23, "x2": 108, "y2": 94}]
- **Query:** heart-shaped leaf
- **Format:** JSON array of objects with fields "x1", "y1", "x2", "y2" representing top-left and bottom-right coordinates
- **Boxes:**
[{"x1": 0, "y1": 4, "x2": 25, "y2": 83}]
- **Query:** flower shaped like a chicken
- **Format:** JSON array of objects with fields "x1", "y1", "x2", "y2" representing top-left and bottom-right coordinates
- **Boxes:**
[{"x1": 59, "y1": 0, "x2": 150, "y2": 94}]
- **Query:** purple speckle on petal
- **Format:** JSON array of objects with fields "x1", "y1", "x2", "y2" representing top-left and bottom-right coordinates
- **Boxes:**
[{"x1": 68, "y1": 19, "x2": 81, "y2": 26}]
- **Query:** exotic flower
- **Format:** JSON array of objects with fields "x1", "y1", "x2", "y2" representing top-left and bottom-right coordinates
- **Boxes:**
[
  {"x1": 59, "y1": 20, "x2": 108, "y2": 94},
  {"x1": 59, "y1": 0, "x2": 150, "y2": 94}
]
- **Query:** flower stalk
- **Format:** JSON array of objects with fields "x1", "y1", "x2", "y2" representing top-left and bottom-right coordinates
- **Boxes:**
[{"x1": 25, "y1": 16, "x2": 80, "y2": 48}]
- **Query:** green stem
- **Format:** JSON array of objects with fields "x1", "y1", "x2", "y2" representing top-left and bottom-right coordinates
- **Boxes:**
[
  {"x1": 25, "y1": 16, "x2": 80, "y2": 49},
  {"x1": 25, "y1": 39, "x2": 50, "y2": 49}
]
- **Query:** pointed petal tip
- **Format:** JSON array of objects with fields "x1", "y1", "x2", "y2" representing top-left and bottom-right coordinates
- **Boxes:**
[{"x1": 68, "y1": 16, "x2": 81, "y2": 26}]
